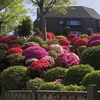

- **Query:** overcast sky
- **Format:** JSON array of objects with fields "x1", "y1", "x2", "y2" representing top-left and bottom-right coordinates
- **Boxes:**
[{"x1": 28, "y1": 0, "x2": 100, "y2": 21}]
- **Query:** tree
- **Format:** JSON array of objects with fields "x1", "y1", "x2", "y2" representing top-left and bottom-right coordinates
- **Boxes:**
[
  {"x1": 0, "y1": 0, "x2": 28, "y2": 34},
  {"x1": 14, "y1": 16, "x2": 34, "y2": 36},
  {"x1": 63, "y1": 26, "x2": 71, "y2": 36},
  {"x1": 30, "y1": 0, "x2": 76, "y2": 40}
]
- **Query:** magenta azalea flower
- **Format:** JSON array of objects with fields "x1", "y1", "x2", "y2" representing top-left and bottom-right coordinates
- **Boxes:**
[
  {"x1": 22, "y1": 46, "x2": 48, "y2": 60},
  {"x1": 55, "y1": 53, "x2": 79, "y2": 68}
]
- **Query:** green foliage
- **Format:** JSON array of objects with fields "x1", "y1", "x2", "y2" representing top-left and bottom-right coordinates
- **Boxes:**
[
  {"x1": 0, "y1": 66, "x2": 30, "y2": 90},
  {"x1": 56, "y1": 35, "x2": 66, "y2": 39},
  {"x1": 79, "y1": 34, "x2": 88, "y2": 38},
  {"x1": 80, "y1": 46, "x2": 100, "y2": 70},
  {"x1": 43, "y1": 67, "x2": 67, "y2": 82},
  {"x1": 25, "y1": 78, "x2": 44, "y2": 90},
  {"x1": 47, "y1": 39, "x2": 59, "y2": 45},
  {"x1": 81, "y1": 70, "x2": 100, "y2": 90},
  {"x1": 66, "y1": 84, "x2": 86, "y2": 91},
  {"x1": 39, "y1": 82, "x2": 66, "y2": 91},
  {"x1": 0, "y1": 0, "x2": 28, "y2": 33},
  {"x1": 63, "y1": 26, "x2": 71, "y2": 36},
  {"x1": 15, "y1": 16, "x2": 34, "y2": 36},
  {"x1": 86, "y1": 28, "x2": 94, "y2": 35},
  {"x1": 0, "y1": 50, "x2": 8, "y2": 59},
  {"x1": 48, "y1": 50, "x2": 58, "y2": 58},
  {"x1": 34, "y1": 27, "x2": 41, "y2": 35},
  {"x1": 6, "y1": 53, "x2": 25, "y2": 66},
  {"x1": 10, "y1": 39, "x2": 25, "y2": 46},
  {"x1": 28, "y1": 36, "x2": 47, "y2": 47},
  {"x1": 64, "y1": 64, "x2": 94, "y2": 85}
]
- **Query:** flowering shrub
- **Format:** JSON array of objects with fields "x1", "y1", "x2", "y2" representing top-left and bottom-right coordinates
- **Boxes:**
[
  {"x1": 0, "y1": 37, "x2": 12, "y2": 44},
  {"x1": 58, "y1": 38, "x2": 70, "y2": 46},
  {"x1": 6, "y1": 53, "x2": 25, "y2": 66},
  {"x1": 22, "y1": 46, "x2": 48, "y2": 60},
  {"x1": 62, "y1": 45, "x2": 70, "y2": 53},
  {"x1": 87, "y1": 34, "x2": 100, "y2": 47},
  {"x1": 30, "y1": 59, "x2": 51, "y2": 71},
  {"x1": 22, "y1": 41, "x2": 39, "y2": 49},
  {"x1": 49, "y1": 44, "x2": 64, "y2": 53},
  {"x1": 67, "y1": 34, "x2": 77, "y2": 42},
  {"x1": 8, "y1": 47, "x2": 23, "y2": 55},
  {"x1": 47, "y1": 39, "x2": 59, "y2": 45},
  {"x1": 47, "y1": 32, "x2": 55, "y2": 39},
  {"x1": 9, "y1": 35, "x2": 18, "y2": 40},
  {"x1": 42, "y1": 56, "x2": 55, "y2": 66},
  {"x1": 56, "y1": 35, "x2": 66, "y2": 39},
  {"x1": 55, "y1": 53, "x2": 80, "y2": 68},
  {"x1": 74, "y1": 38, "x2": 88, "y2": 48},
  {"x1": 0, "y1": 43, "x2": 9, "y2": 50},
  {"x1": 25, "y1": 58, "x2": 38, "y2": 66}
]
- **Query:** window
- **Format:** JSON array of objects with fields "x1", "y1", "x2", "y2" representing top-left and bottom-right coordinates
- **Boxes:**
[
  {"x1": 59, "y1": 20, "x2": 63, "y2": 24},
  {"x1": 70, "y1": 31, "x2": 82, "y2": 36},
  {"x1": 66, "y1": 20, "x2": 81, "y2": 26}
]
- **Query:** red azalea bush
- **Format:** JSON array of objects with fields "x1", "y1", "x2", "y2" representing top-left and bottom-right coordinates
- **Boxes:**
[
  {"x1": 74, "y1": 38, "x2": 88, "y2": 48},
  {"x1": 8, "y1": 47, "x2": 23, "y2": 55},
  {"x1": 67, "y1": 34, "x2": 77, "y2": 42},
  {"x1": 9, "y1": 35, "x2": 18, "y2": 40},
  {"x1": 0, "y1": 37, "x2": 12, "y2": 44},
  {"x1": 30, "y1": 59, "x2": 51, "y2": 71},
  {"x1": 58, "y1": 38, "x2": 70, "y2": 46}
]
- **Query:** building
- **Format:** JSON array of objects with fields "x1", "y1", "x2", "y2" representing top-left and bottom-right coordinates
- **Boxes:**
[{"x1": 34, "y1": 6, "x2": 100, "y2": 36}]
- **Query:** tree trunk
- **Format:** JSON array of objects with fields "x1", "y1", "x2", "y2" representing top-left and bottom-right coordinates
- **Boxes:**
[{"x1": 40, "y1": 0, "x2": 47, "y2": 41}]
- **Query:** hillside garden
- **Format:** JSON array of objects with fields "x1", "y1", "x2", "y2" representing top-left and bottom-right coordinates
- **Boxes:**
[{"x1": 0, "y1": 32, "x2": 100, "y2": 91}]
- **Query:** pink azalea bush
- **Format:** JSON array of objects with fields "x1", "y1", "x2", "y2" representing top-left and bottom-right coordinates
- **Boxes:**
[
  {"x1": 88, "y1": 34, "x2": 100, "y2": 47},
  {"x1": 22, "y1": 46, "x2": 48, "y2": 60},
  {"x1": 55, "y1": 53, "x2": 80, "y2": 68}
]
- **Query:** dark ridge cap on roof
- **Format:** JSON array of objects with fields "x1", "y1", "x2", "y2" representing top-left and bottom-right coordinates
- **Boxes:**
[{"x1": 45, "y1": 6, "x2": 100, "y2": 19}]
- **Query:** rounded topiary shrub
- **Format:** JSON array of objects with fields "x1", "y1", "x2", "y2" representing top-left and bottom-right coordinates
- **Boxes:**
[
  {"x1": 80, "y1": 46, "x2": 100, "y2": 70},
  {"x1": 25, "y1": 78, "x2": 44, "y2": 90},
  {"x1": 6, "y1": 53, "x2": 25, "y2": 66},
  {"x1": 81, "y1": 70, "x2": 100, "y2": 90},
  {"x1": 64, "y1": 64, "x2": 94, "y2": 85},
  {"x1": 0, "y1": 66, "x2": 30, "y2": 90},
  {"x1": 66, "y1": 84, "x2": 86, "y2": 91},
  {"x1": 39, "y1": 82, "x2": 66, "y2": 90},
  {"x1": 43, "y1": 67, "x2": 67, "y2": 82},
  {"x1": 28, "y1": 36, "x2": 47, "y2": 47}
]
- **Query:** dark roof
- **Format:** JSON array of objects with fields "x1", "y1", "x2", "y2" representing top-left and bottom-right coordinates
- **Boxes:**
[{"x1": 45, "y1": 6, "x2": 100, "y2": 19}]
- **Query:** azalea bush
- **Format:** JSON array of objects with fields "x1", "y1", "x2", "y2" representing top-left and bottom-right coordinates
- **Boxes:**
[
  {"x1": 39, "y1": 82, "x2": 66, "y2": 90},
  {"x1": 25, "y1": 78, "x2": 44, "y2": 90},
  {"x1": 10, "y1": 39, "x2": 25, "y2": 46},
  {"x1": 66, "y1": 84, "x2": 85, "y2": 91},
  {"x1": 22, "y1": 41, "x2": 39, "y2": 49},
  {"x1": 28, "y1": 36, "x2": 47, "y2": 47},
  {"x1": 29, "y1": 59, "x2": 51, "y2": 78},
  {"x1": 0, "y1": 43, "x2": 9, "y2": 50},
  {"x1": 80, "y1": 45, "x2": 100, "y2": 70},
  {"x1": 8, "y1": 47, "x2": 23, "y2": 55},
  {"x1": 22, "y1": 46, "x2": 48, "y2": 60},
  {"x1": 0, "y1": 66, "x2": 30, "y2": 90},
  {"x1": 64, "y1": 64, "x2": 94, "y2": 85},
  {"x1": 6, "y1": 53, "x2": 25, "y2": 66},
  {"x1": 43, "y1": 67, "x2": 67, "y2": 82},
  {"x1": 81, "y1": 70, "x2": 100, "y2": 90},
  {"x1": 55, "y1": 53, "x2": 80, "y2": 68}
]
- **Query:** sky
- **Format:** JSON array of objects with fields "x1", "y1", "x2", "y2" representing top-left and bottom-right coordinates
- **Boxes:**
[{"x1": 28, "y1": 0, "x2": 100, "y2": 21}]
